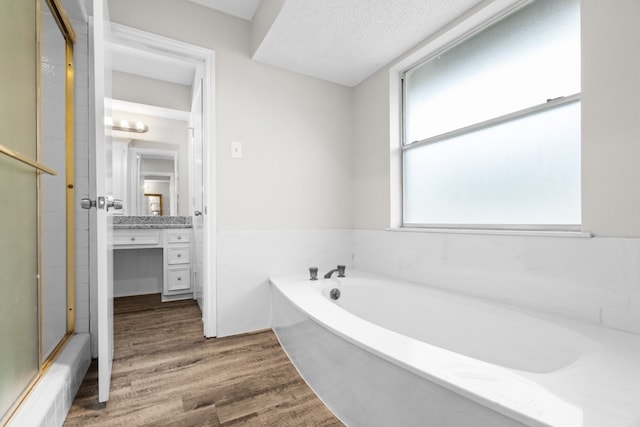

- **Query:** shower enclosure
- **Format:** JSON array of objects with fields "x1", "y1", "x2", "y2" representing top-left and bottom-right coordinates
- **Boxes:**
[{"x1": 0, "y1": 1, "x2": 76, "y2": 422}]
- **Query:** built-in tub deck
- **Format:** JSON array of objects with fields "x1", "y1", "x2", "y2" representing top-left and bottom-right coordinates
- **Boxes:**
[{"x1": 270, "y1": 271, "x2": 640, "y2": 427}]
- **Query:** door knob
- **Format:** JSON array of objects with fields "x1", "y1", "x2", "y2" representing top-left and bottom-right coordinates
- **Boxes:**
[
  {"x1": 80, "y1": 198, "x2": 94, "y2": 209},
  {"x1": 106, "y1": 197, "x2": 123, "y2": 211},
  {"x1": 81, "y1": 197, "x2": 121, "y2": 211},
  {"x1": 80, "y1": 197, "x2": 105, "y2": 210},
  {"x1": 194, "y1": 210, "x2": 202, "y2": 216}
]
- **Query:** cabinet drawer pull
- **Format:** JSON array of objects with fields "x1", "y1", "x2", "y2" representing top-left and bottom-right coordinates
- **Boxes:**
[
  {"x1": 177, "y1": 254, "x2": 182, "y2": 258},
  {"x1": 130, "y1": 237, "x2": 135, "y2": 241},
  {"x1": 177, "y1": 276, "x2": 182, "y2": 281}
]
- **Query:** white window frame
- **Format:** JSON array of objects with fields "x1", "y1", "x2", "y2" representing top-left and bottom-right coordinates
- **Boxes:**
[{"x1": 393, "y1": 0, "x2": 582, "y2": 233}]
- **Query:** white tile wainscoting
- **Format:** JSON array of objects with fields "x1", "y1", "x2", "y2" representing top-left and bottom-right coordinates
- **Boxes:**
[
  {"x1": 216, "y1": 229, "x2": 640, "y2": 337},
  {"x1": 352, "y1": 229, "x2": 640, "y2": 335},
  {"x1": 216, "y1": 229, "x2": 353, "y2": 337}
]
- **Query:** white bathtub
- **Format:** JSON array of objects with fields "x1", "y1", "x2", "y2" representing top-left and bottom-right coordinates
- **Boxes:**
[{"x1": 270, "y1": 271, "x2": 640, "y2": 427}]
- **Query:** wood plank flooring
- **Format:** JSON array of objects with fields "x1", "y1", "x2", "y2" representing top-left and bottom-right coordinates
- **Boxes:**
[{"x1": 64, "y1": 294, "x2": 343, "y2": 427}]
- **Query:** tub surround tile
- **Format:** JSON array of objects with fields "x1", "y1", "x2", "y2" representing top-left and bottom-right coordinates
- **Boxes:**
[
  {"x1": 352, "y1": 229, "x2": 640, "y2": 335},
  {"x1": 216, "y1": 228, "x2": 640, "y2": 337},
  {"x1": 217, "y1": 229, "x2": 353, "y2": 337}
]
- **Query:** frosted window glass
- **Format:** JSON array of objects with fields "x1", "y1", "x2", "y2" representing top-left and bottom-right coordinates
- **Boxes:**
[
  {"x1": 405, "y1": 0, "x2": 580, "y2": 143},
  {"x1": 403, "y1": 102, "x2": 581, "y2": 225}
]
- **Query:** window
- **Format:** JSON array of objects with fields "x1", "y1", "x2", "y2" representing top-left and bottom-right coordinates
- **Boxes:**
[{"x1": 402, "y1": 0, "x2": 581, "y2": 229}]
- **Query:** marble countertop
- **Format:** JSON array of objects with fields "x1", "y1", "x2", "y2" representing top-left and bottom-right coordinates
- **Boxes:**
[
  {"x1": 112, "y1": 216, "x2": 192, "y2": 229},
  {"x1": 113, "y1": 224, "x2": 192, "y2": 229}
]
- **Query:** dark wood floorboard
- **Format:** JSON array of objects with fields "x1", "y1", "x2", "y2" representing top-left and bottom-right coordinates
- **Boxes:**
[{"x1": 64, "y1": 294, "x2": 343, "y2": 427}]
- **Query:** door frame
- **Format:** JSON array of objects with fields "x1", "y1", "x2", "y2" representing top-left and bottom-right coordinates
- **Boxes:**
[{"x1": 90, "y1": 23, "x2": 217, "y2": 341}]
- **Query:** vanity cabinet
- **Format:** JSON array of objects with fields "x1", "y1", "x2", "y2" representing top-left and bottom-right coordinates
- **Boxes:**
[
  {"x1": 164, "y1": 230, "x2": 191, "y2": 295},
  {"x1": 113, "y1": 228, "x2": 193, "y2": 300}
]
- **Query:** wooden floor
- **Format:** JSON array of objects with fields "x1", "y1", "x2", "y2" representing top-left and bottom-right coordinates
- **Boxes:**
[{"x1": 64, "y1": 294, "x2": 343, "y2": 427}]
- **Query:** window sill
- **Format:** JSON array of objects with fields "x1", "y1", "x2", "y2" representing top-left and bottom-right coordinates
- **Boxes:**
[{"x1": 387, "y1": 227, "x2": 592, "y2": 238}]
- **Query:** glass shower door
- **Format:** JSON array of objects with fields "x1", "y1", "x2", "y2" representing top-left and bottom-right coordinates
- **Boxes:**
[{"x1": 0, "y1": 0, "x2": 40, "y2": 421}]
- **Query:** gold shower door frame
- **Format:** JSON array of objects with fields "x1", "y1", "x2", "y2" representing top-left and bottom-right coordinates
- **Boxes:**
[
  {"x1": 38, "y1": 0, "x2": 77, "y2": 368},
  {"x1": 0, "y1": 0, "x2": 76, "y2": 423}
]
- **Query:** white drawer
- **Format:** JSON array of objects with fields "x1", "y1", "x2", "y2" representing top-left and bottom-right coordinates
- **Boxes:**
[
  {"x1": 166, "y1": 230, "x2": 191, "y2": 244},
  {"x1": 167, "y1": 267, "x2": 191, "y2": 292},
  {"x1": 167, "y1": 246, "x2": 190, "y2": 264},
  {"x1": 113, "y1": 230, "x2": 161, "y2": 246}
]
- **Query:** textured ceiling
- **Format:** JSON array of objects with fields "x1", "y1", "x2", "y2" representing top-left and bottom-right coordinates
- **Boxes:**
[
  {"x1": 251, "y1": 0, "x2": 483, "y2": 87},
  {"x1": 186, "y1": 0, "x2": 484, "y2": 87},
  {"x1": 73, "y1": 0, "x2": 486, "y2": 90}
]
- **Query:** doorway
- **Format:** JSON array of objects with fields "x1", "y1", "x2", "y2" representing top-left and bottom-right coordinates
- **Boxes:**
[{"x1": 101, "y1": 24, "x2": 216, "y2": 340}]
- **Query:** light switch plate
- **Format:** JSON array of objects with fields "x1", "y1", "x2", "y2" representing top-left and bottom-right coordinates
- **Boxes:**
[{"x1": 231, "y1": 141, "x2": 242, "y2": 159}]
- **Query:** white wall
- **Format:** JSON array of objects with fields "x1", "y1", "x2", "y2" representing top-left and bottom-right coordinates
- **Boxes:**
[
  {"x1": 107, "y1": 0, "x2": 353, "y2": 231},
  {"x1": 352, "y1": 69, "x2": 391, "y2": 229},
  {"x1": 112, "y1": 71, "x2": 192, "y2": 111},
  {"x1": 216, "y1": 63, "x2": 352, "y2": 230},
  {"x1": 108, "y1": 0, "x2": 354, "y2": 336},
  {"x1": 581, "y1": 0, "x2": 640, "y2": 236}
]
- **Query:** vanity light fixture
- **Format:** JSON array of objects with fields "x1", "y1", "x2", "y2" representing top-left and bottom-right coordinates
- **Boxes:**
[{"x1": 104, "y1": 116, "x2": 149, "y2": 133}]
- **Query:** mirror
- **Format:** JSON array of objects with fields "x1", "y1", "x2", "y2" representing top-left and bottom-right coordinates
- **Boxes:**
[
  {"x1": 133, "y1": 147, "x2": 178, "y2": 216},
  {"x1": 110, "y1": 108, "x2": 190, "y2": 216}
]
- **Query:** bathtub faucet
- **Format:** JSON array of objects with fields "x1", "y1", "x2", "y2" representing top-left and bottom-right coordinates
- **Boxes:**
[{"x1": 324, "y1": 265, "x2": 346, "y2": 279}]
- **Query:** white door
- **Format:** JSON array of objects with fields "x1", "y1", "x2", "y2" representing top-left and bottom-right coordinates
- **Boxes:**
[
  {"x1": 190, "y1": 80, "x2": 205, "y2": 311},
  {"x1": 91, "y1": 0, "x2": 114, "y2": 403},
  {"x1": 189, "y1": 68, "x2": 215, "y2": 338}
]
